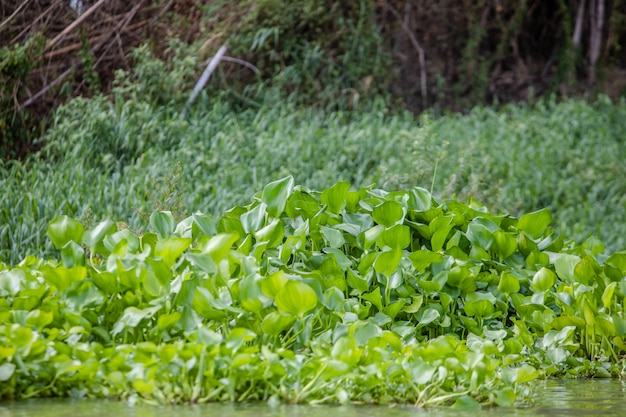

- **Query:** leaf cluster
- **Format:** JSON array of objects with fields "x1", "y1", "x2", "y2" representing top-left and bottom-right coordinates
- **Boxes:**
[{"x1": 2, "y1": 179, "x2": 626, "y2": 405}]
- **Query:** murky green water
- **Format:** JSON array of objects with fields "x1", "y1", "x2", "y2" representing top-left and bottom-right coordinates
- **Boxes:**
[{"x1": 1, "y1": 380, "x2": 625, "y2": 417}]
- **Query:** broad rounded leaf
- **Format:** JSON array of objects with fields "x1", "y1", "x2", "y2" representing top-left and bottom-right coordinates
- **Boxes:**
[
  {"x1": 150, "y1": 211, "x2": 176, "y2": 239},
  {"x1": 47, "y1": 215, "x2": 84, "y2": 249},
  {"x1": 517, "y1": 208, "x2": 552, "y2": 239},
  {"x1": 275, "y1": 280, "x2": 318, "y2": 316},
  {"x1": 531, "y1": 267, "x2": 556, "y2": 292},
  {"x1": 373, "y1": 201, "x2": 404, "y2": 227}
]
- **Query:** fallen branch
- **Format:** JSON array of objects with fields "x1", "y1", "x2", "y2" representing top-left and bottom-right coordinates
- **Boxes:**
[
  {"x1": 20, "y1": 67, "x2": 73, "y2": 109},
  {"x1": 181, "y1": 44, "x2": 228, "y2": 118},
  {"x1": 0, "y1": 0, "x2": 34, "y2": 32},
  {"x1": 220, "y1": 56, "x2": 260, "y2": 74},
  {"x1": 45, "y1": 0, "x2": 110, "y2": 52}
]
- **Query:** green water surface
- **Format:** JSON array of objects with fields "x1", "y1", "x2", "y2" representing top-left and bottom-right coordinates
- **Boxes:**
[{"x1": 1, "y1": 380, "x2": 624, "y2": 417}]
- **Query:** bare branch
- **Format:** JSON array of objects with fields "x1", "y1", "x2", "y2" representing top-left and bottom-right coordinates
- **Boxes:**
[
  {"x1": 182, "y1": 44, "x2": 228, "y2": 118},
  {"x1": 44, "y1": 0, "x2": 111, "y2": 52}
]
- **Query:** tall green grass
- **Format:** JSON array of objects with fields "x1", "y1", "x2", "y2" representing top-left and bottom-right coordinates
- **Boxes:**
[{"x1": 2, "y1": 75, "x2": 625, "y2": 265}]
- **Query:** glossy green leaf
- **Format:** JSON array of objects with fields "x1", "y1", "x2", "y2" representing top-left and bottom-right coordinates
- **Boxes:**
[
  {"x1": 260, "y1": 270, "x2": 288, "y2": 297},
  {"x1": 150, "y1": 211, "x2": 176, "y2": 239},
  {"x1": 331, "y1": 336, "x2": 362, "y2": 366},
  {"x1": 362, "y1": 287, "x2": 383, "y2": 312},
  {"x1": 320, "y1": 225, "x2": 346, "y2": 248},
  {"x1": 493, "y1": 230, "x2": 517, "y2": 259},
  {"x1": 240, "y1": 203, "x2": 267, "y2": 234},
  {"x1": 376, "y1": 224, "x2": 411, "y2": 250},
  {"x1": 321, "y1": 181, "x2": 350, "y2": 214},
  {"x1": 374, "y1": 249, "x2": 403, "y2": 277},
  {"x1": 517, "y1": 208, "x2": 552, "y2": 239},
  {"x1": 47, "y1": 215, "x2": 84, "y2": 249},
  {"x1": 464, "y1": 292, "x2": 496, "y2": 318},
  {"x1": 516, "y1": 365, "x2": 539, "y2": 383},
  {"x1": 261, "y1": 311, "x2": 296, "y2": 335},
  {"x1": 498, "y1": 272, "x2": 520, "y2": 294},
  {"x1": 200, "y1": 233, "x2": 239, "y2": 263},
  {"x1": 372, "y1": 201, "x2": 404, "y2": 227},
  {"x1": 466, "y1": 222, "x2": 494, "y2": 250},
  {"x1": 409, "y1": 187, "x2": 432, "y2": 211},
  {"x1": 82, "y1": 219, "x2": 116, "y2": 250},
  {"x1": 531, "y1": 267, "x2": 556, "y2": 292},
  {"x1": 156, "y1": 237, "x2": 192, "y2": 266},
  {"x1": 262, "y1": 176, "x2": 295, "y2": 217},
  {"x1": 408, "y1": 250, "x2": 443, "y2": 272},
  {"x1": 553, "y1": 254, "x2": 581, "y2": 283},
  {"x1": 274, "y1": 280, "x2": 318, "y2": 316}
]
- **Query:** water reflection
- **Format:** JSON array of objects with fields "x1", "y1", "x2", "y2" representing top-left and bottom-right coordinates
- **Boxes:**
[{"x1": 0, "y1": 380, "x2": 624, "y2": 417}]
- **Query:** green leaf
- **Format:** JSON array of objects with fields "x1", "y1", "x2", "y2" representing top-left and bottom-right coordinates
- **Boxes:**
[
  {"x1": 261, "y1": 311, "x2": 296, "y2": 335},
  {"x1": 331, "y1": 336, "x2": 362, "y2": 366},
  {"x1": 362, "y1": 287, "x2": 383, "y2": 312},
  {"x1": 275, "y1": 280, "x2": 318, "y2": 316},
  {"x1": 25, "y1": 309, "x2": 54, "y2": 330},
  {"x1": 466, "y1": 222, "x2": 494, "y2": 250},
  {"x1": 157, "y1": 312, "x2": 181, "y2": 331},
  {"x1": 240, "y1": 203, "x2": 267, "y2": 234},
  {"x1": 464, "y1": 292, "x2": 496, "y2": 318},
  {"x1": 408, "y1": 250, "x2": 443, "y2": 273},
  {"x1": 192, "y1": 212, "x2": 217, "y2": 237},
  {"x1": 452, "y1": 395, "x2": 481, "y2": 411},
  {"x1": 602, "y1": 282, "x2": 617, "y2": 310},
  {"x1": 409, "y1": 187, "x2": 432, "y2": 211},
  {"x1": 262, "y1": 176, "x2": 295, "y2": 217},
  {"x1": 605, "y1": 252, "x2": 626, "y2": 281},
  {"x1": 260, "y1": 270, "x2": 288, "y2": 297},
  {"x1": 0, "y1": 269, "x2": 22, "y2": 296},
  {"x1": 531, "y1": 267, "x2": 556, "y2": 292},
  {"x1": 493, "y1": 230, "x2": 517, "y2": 259},
  {"x1": 255, "y1": 218, "x2": 284, "y2": 248},
  {"x1": 320, "y1": 225, "x2": 346, "y2": 248},
  {"x1": 516, "y1": 365, "x2": 539, "y2": 383},
  {"x1": 321, "y1": 181, "x2": 351, "y2": 214},
  {"x1": 376, "y1": 224, "x2": 411, "y2": 250},
  {"x1": 156, "y1": 238, "x2": 192, "y2": 266},
  {"x1": 372, "y1": 201, "x2": 404, "y2": 227},
  {"x1": 200, "y1": 233, "x2": 239, "y2": 263},
  {"x1": 346, "y1": 269, "x2": 369, "y2": 294},
  {"x1": 494, "y1": 387, "x2": 516, "y2": 407},
  {"x1": 82, "y1": 219, "x2": 116, "y2": 250},
  {"x1": 517, "y1": 208, "x2": 552, "y2": 239},
  {"x1": 47, "y1": 215, "x2": 84, "y2": 249},
  {"x1": 374, "y1": 249, "x2": 403, "y2": 277},
  {"x1": 0, "y1": 363, "x2": 16, "y2": 382},
  {"x1": 498, "y1": 272, "x2": 520, "y2": 294},
  {"x1": 150, "y1": 211, "x2": 176, "y2": 239},
  {"x1": 418, "y1": 308, "x2": 440, "y2": 326},
  {"x1": 554, "y1": 254, "x2": 581, "y2": 283}
]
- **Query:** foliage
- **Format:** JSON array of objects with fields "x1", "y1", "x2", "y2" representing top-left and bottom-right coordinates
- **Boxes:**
[
  {"x1": 2, "y1": 83, "x2": 626, "y2": 266},
  {"x1": 213, "y1": 0, "x2": 392, "y2": 109},
  {"x1": 0, "y1": 34, "x2": 45, "y2": 159},
  {"x1": 3, "y1": 178, "x2": 625, "y2": 405}
]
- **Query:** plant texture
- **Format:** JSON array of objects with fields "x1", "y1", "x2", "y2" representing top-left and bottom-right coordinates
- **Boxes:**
[{"x1": 1, "y1": 179, "x2": 625, "y2": 406}]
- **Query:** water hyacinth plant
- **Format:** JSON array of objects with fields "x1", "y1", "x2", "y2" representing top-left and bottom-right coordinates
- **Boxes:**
[{"x1": 1, "y1": 178, "x2": 625, "y2": 407}]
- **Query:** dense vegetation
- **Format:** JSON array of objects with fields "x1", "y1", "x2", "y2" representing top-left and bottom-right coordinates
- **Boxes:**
[
  {"x1": 2, "y1": 177, "x2": 625, "y2": 406},
  {"x1": 1, "y1": 50, "x2": 625, "y2": 265},
  {"x1": 1, "y1": 1, "x2": 626, "y2": 407},
  {"x1": 3, "y1": 1, "x2": 626, "y2": 156}
]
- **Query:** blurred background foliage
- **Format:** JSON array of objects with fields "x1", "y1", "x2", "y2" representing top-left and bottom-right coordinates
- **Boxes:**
[{"x1": 2, "y1": 0, "x2": 626, "y2": 157}]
